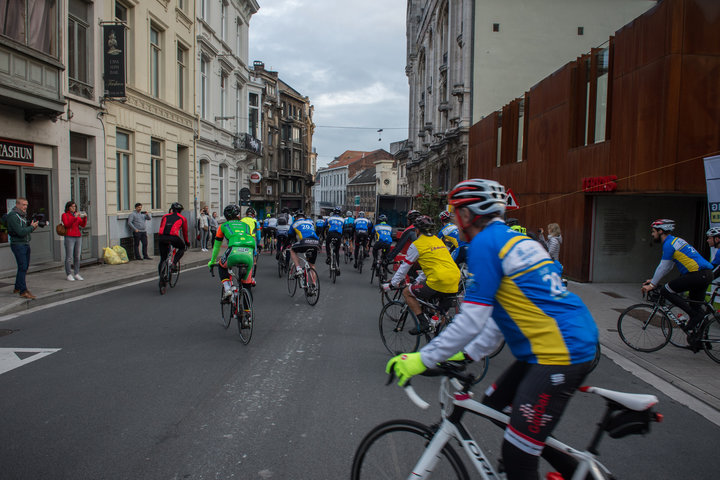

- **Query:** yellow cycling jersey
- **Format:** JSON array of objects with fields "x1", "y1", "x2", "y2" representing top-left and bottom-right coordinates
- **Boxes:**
[
  {"x1": 240, "y1": 217, "x2": 258, "y2": 236},
  {"x1": 413, "y1": 234, "x2": 461, "y2": 293}
]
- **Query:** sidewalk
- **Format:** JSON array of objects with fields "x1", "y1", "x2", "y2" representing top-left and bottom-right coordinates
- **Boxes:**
[
  {"x1": 0, "y1": 248, "x2": 211, "y2": 316},
  {"x1": 1, "y1": 256, "x2": 719, "y2": 414}
]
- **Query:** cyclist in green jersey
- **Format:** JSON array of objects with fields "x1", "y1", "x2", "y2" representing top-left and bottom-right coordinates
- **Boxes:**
[{"x1": 208, "y1": 204, "x2": 257, "y2": 298}]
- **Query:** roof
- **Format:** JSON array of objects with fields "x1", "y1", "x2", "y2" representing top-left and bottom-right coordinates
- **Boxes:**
[{"x1": 348, "y1": 167, "x2": 376, "y2": 185}]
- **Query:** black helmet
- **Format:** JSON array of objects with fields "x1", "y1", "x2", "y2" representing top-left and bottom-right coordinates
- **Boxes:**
[
  {"x1": 506, "y1": 217, "x2": 519, "y2": 227},
  {"x1": 281, "y1": 207, "x2": 290, "y2": 214},
  {"x1": 378, "y1": 214, "x2": 388, "y2": 222},
  {"x1": 332, "y1": 207, "x2": 342, "y2": 215},
  {"x1": 246, "y1": 207, "x2": 256, "y2": 217},
  {"x1": 414, "y1": 215, "x2": 435, "y2": 235},
  {"x1": 170, "y1": 202, "x2": 183, "y2": 212},
  {"x1": 224, "y1": 204, "x2": 241, "y2": 220},
  {"x1": 406, "y1": 209, "x2": 421, "y2": 224}
]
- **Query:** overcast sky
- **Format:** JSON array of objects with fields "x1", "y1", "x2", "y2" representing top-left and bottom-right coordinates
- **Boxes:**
[{"x1": 248, "y1": 0, "x2": 409, "y2": 168}]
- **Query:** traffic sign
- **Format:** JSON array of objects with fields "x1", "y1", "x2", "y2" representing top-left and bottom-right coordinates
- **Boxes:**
[{"x1": 506, "y1": 188, "x2": 519, "y2": 210}]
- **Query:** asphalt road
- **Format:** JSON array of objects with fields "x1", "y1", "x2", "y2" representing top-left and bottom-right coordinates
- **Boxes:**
[{"x1": 1, "y1": 250, "x2": 719, "y2": 479}]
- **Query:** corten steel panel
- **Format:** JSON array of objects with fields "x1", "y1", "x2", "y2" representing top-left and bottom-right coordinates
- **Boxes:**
[
  {"x1": 683, "y1": 0, "x2": 720, "y2": 55},
  {"x1": 528, "y1": 65, "x2": 572, "y2": 118}
]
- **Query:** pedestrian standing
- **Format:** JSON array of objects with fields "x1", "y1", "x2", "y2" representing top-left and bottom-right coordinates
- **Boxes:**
[
  {"x1": 208, "y1": 211, "x2": 219, "y2": 246},
  {"x1": 540, "y1": 223, "x2": 563, "y2": 272},
  {"x1": 127, "y1": 203, "x2": 152, "y2": 260},
  {"x1": 62, "y1": 201, "x2": 87, "y2": 281},
  {"x1": 199, "y1": 207, "x2": 210, "y2": 251},
  {"x1": 6, "y1": 197, "x2": 39, "y2": 299}
]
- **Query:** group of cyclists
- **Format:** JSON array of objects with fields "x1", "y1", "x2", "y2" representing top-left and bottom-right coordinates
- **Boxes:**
[{"x1": 149, "y1": 175, "x2": 720, "y2": 480}]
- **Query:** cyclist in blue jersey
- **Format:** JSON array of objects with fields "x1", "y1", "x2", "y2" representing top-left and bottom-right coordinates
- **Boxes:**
[
  {"x1": 324, "y1": 207, "x2": 345, "y2": 275},
  {"x1": 288, "y1": 211, "x2": 320, "y2": 277},
  {"x1": 343, "y1": 211, "x2": 355, "y2": 257},
  {"x1": 437, "y1": 210, "x2": 460, "y2": 251},
  {"x1": 642, "y1": 219, "x2": 713, "y2": 347},
  {"x1": 372, "y1": 214, "x2": 393, "y2": 265},
  {"x1": 386, "y1": 179, "x2": 599, "y2": 480},
  {"x1": 707, "y1": 227, "x2": 720, "y2": 278},
  {"x1": 315, "y1": 215, "x2": 327, "y2": 244},
  {"x1": 275, "y1": 207, "x2": 292, "y2": 259},
  {"x1": 353, "y1": 211, "x2": 372, "y2": 269}
]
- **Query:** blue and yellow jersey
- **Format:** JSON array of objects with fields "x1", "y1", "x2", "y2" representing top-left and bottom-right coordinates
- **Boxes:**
[
  {"x1": 344, "y1": 217, "x2": 355, "y2": 227},
  {"x1": 437, "y1": 223, "x2": 459, "y2": 249},
  {"x1": 661, "y1": 235, "x2": 713, "y2": 273},
  {"x1": 262, "y1": 218, "x2": 270, "y2": 228},
  {"x1": 464, "y1": 221, "x2": 597, "y2": 365},
  {"x1": 292, "y1": 219, "x2": 318, "y2": 240},
  {"x1": 354, "y1": 217, "x2": 371, "y2": 233},
  {"x1": 326, "y1": 215, "x2": 344, "y2": 234},
  {"x1": 315, "y1": 217, "x2": 326, "y2": 228},
  {"x1": 712, "y1": 249, "x2": 720, "y2": 267},
  {"x1": 375, "y1": 223, "x2": 393, "y2": 244}
]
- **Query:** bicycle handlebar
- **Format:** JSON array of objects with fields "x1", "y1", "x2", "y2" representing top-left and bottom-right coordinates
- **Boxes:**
[
  {"x1": 387, "y1": 362, "x2": 477, "y2": 409},
  {"x1": 209, "y1": 264, "x2": 216, "y2": 277}
]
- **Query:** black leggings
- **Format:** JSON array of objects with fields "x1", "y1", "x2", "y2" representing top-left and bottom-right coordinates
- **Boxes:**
[
  {"x1": 662, "y1": 269, "x2": 713, "y2": 329},
  {"x1": 482, "y1": 360, "x2": 594, "y2": 480},
  {"x1": 157, "y1": 235, "x2": 186, "y2": 275}
]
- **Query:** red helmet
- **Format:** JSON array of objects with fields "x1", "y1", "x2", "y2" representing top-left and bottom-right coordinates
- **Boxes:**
[
  {"x1": 439, "y1": 211, "x2": 452, "y2": 222},
  {"x1": 650, "y1": 219, "x2": 675, "y2": 232}
]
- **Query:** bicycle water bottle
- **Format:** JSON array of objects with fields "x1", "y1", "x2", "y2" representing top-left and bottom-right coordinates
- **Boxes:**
[
  {"x1": 546, "y1": 473, "x2": 564, "y2": 480},
  {"x1": 430, "y1": 314, "x2": 440, "y2": 327},
  {"x1": 676, "y1": 312, "x2": 688, "y2": 325}
]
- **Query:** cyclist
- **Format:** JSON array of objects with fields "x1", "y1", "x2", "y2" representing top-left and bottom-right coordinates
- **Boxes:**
[
  {"x1": 157, "y1": 202, "x2": 189, "y2": 283},
  {"x1": 208, "y1": 204, "x2": 256, "y2": 298},
  {"x1": 707, "y1": 227, "x2": 720, "y2": 278},
  {"x1": 386, "y1": 209, "x2": 421, "y2": 264},
  {"x1": 325, "y1": 207, "x2": 344, "y2": 276},
  {"x1": 437, "y1": 210, "x2": 459, "y2": 251},
  {"x1": 240, "y1": 207, "x2": 261, "y2": 282},
  {"x1": 267, "y1": 213, "x2": 278, "y2": 252},
  {"x1": 641, "y1": 219, "x2": 713, "y2": 347},
  {"x1": 372, "y1": 214, "x2": 393, "y2": 267},
  {"x1": 276, "y1": 207, "x2": 292, "y2": 260},
  {"x1": 384, "y1": 215, "x2": 460, "y2": 335},
  {"x1": 315, "y1": 215, "x2": 327, "y2": 245},
  {"x1": 342, "y1": 211, "x2": 355, "y2": 258},
  {"x1": 288, "y1": 211, "x2": 320, "y2": 277},
  {"x1": 386, "y1": 178, "x2": 598, "y2": 480},
  {"x1": 262, "y1": 214, "x2": 272, "y2": 251},
  {"x1": 353, "y1": 211, "x2": 372, "y2": 269}
]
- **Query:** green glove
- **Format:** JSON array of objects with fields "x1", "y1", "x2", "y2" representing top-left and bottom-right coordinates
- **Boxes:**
[
  {"x1": 385, "y1": 352, "x2": 427, "y2": 386},
  {"x1": 447, "y1": 352, "x2": 466, "y2": 362},
  {"x1": 207, "y1": 260, "x2": 216, "y2": 270}
]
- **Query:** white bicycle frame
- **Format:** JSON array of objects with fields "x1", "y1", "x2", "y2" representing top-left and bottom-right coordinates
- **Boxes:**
[{"x1": 404, "y1": 382, "x2": 616, "y2": 480}]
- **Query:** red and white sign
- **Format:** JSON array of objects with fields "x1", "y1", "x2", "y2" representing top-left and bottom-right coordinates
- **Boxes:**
[
  {"x1": 506, "y1": 188, "x2": 520, "y2": 210},
  {"x1": 249, "y1": 171, "x2": 262, "y2": 184}
]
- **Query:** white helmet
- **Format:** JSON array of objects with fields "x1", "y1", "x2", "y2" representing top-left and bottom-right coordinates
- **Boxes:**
[{"x1": 448, "y1": 179, "x2": 507, "y2": 217}]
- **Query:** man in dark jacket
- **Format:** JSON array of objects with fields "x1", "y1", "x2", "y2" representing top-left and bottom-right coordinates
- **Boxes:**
[{"x1": 6, "y1": 197, "x2": 39, "y2": 299}]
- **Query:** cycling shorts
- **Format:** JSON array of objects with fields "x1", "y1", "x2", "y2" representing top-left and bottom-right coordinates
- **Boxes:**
[
  {"x1": 292, "y1": 238, "x2": 320, "y2": 264},
  {"x1": 409, "y1": 281, "x2": 457, "y2": 310},
  {"x1": 219, "y1": 246, "x2": 254, "y2": 283},
  {"x1": 342, "y1": 227, "x2": 354, "y2": 238},
  {"x1": 262, "y1": 227, "x2": 276, "y2": 238}
]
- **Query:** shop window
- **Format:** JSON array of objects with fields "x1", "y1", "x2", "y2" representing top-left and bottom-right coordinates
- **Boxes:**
[
  {"x1": 116, "y1": 130, "x2": 132, "y2": 211},
  {"x1": 0, "y1": 168, "x2": 18, "y2": 244},
  {"x1": 150, "y1": 139, "x2": 163, "y2": 209}
]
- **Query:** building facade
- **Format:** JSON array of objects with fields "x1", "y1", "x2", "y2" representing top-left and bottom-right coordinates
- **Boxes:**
[
  {"x1": 467, "y1": 0, "x2": 719, "y2": 283},
  {"x1": 315, "y1": 165, "x2": 349, "y2": 215},
  {"x1": 347, "y1": 167, "x2": 376, "y2": 216},
  {"x1": 195, "y1": 0, "x2": 260, "y2": 222}
]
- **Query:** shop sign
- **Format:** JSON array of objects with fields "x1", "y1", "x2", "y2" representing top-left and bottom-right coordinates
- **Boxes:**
[
  {"x1": 250, "y1": 171, "x2": 262, "y2": 183},
  {"x1": 0, "y1": 138, "x2": 34, "y2": 166},
  {"x1": 103, "y1": 24, "x2": 126, "y2": 98},
  {"x1": 582, "y1": 175, "x2": 617, "y2": 192}
]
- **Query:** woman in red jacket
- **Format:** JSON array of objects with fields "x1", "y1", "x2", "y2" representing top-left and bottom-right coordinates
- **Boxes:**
[{"x1": 62, "y1": 201, "x2": 87, "y2": 281}]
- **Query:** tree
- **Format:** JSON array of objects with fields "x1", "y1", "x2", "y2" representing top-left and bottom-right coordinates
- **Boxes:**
[{"x1": 415, "y1": 182, "x2": 446, "y2": 232}]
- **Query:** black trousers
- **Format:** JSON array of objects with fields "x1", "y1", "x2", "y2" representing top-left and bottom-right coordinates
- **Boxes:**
[
  {"x1": 133, "y1": 231, "x2": 148, "y2": 259},
  {"x1": 662, "y1": 269, "x2": 713, "y2": 329}
]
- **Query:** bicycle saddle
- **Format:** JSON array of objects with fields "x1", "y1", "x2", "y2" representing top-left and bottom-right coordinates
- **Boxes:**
[{"x1": 580, "y1": 386, "x2": 658, "y2": 411}]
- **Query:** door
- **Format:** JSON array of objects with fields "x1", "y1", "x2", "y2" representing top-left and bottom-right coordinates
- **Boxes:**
[
  {"x1": 71, "y1": 166, "x2": 92, "y2": 257},
  {"x1": 25, "y1": 171, "x2": 53, "y2": 263}
]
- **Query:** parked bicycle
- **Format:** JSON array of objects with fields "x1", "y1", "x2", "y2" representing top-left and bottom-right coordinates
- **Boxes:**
[
  {"x1": 287, "y1": 250, "x2": 321, "y2": 306},
  {"x1": 351, "y1": 362, "x2": 662, "y2": 480},
  {"x1": 617, "y1": 286, "x2": 720, "y2": 362},
  {"x1": 158, "y1": 246, "x2": 180, "y2": 295},
  {"x1": 328, "y1": 237, "x2": 341, "y2": 284},
  {"x1": 210, "y1": 265, "x2": 253, "y2": 344}
]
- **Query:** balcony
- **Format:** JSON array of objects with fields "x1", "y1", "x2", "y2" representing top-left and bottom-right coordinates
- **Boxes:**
[{"x1": 233, "y1": 133, "x2": 262, "y2": 156}]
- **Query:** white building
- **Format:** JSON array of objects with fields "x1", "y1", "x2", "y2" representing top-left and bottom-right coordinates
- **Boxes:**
[
  {"x1": 315, "y1": 165, "x2": 349, "y2": 215},
  {"x1": 196, "y1": 0, "x2": 260, "y2": 218}
]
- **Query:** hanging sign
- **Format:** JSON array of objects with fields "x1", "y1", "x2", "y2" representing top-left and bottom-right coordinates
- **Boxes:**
[
  {"x1": 103, "y1": 24, "x2": 126, "y2": 98},
  {"x1": 249, "y1": 171, "x2": 262, "y2": 183}
]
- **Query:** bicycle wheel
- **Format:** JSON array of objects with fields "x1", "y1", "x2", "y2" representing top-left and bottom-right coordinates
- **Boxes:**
[
  {"x1": 277, "y1": 257, "x2": 283, "y2": 278},
  {"x1": 358, "y1": 249, "x2": 364, "y2": 274},
  {"x1": 466, "y1": 356, "x2": 490, "y2": 385},
  {"x1": 379, "y1": 301, "x2": 421, "y2": 355},
  {"x1": 287, "y1": 264, "x2": 297, "y2": 297},
  {"x1": 488, "y1": 340, "x2": 506, "y2": 359},
  {"x1": 330, "y1": 261, "x2": 336, "y2": 284},
  {"x1": 237, "y1": 287, "x2": 253, "y2": 344},
  {"x1": 169, "y1": 261, "x2": 180, "y2": 288},
  {"x1": 351, "y1": 419, "x2": 469, "y2": 480},
  {"x1": 304, "y1": 267, "x2": 320, "y2": 306},
  {"x1": 369, "y1": 262, "x2": 375, "y2": 284},
  {"x1": 219, "y1": 286, "x2": 233, "y2": 329},
  {"x1": 617, "y1": 303, "x2": 671, "y2": 352},
  {"x1": 701, "y1": 315, "x2": 720, "y2": 363},
  {"x1": 158, "y1": 262, "x2": 168, "y2": 295}
]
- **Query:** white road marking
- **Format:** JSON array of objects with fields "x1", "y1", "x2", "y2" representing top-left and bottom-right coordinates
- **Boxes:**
[{"x1": 0, "y1": 348, "x2": 61, "y2": 375}]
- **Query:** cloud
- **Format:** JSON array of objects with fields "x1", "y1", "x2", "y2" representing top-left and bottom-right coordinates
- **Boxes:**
[{"x1": 314, "y1": 82, "x2": 405, "y2": 109}]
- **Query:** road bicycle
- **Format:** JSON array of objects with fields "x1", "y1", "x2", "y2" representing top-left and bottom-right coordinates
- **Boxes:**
[
  {"x1": 210, "y1": 264, "x2": 253, "y2": 344},
  {"x1": 287, "y1": 250, "x2": 321, "y2": 306},
  {"x1": 351, "y1": 362, "x2": 662, "y2": 480},
  {"x1": 158, "y1": 246, "x2": 180, "y2": 295},
  {"x1": 343, "y1": 237, "x2": 352, "y2": 264},
  {"x1": 328, "y1": 237, "x2": 340, "y2": 284},
  {"x1": 370, "y1": 247, "x2": 392, "y2": 285},
  {"x1": 617, "y1": 286, "x2": 720, "y2": 363},
  {"x1": 355, "y1": 238, "x2": 367, "y2": 273},
  {"x1": 276, "y1": 238, "x2": 290, "y2": 278}
]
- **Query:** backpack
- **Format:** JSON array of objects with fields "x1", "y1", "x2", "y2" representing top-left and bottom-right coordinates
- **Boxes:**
[{"x1": 277, "y1": 213, "x2": 289, "y2": 226}]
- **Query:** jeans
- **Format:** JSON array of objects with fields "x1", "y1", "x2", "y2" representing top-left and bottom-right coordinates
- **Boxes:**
[
  {"x1": 201, "y1": 228, "x2": 209, "y2": 249},
  {"x1": 10, "y1": 243, "x2": 30, "y2": 293},
  {"x1": 133, "y1": 231, "x2": 149, "y2": 259},
  {"x1": 64, "y1": 236, "x2": 82, "y2": 275}
]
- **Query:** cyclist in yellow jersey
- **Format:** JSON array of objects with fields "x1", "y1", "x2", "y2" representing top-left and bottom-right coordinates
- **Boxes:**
[
  {"x1": 240, "y1": 207, "x2": 261, "y2": 283},
  {"x1": 384, "y1": 215, "x2": 460, "y2": 334}
]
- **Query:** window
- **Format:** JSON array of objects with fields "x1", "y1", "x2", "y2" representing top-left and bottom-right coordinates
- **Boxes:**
[
  {"x1": 178, "y1": 0, "x2": 185, "y2": 11},
  {"x1": 292, "y1": 126, "x2": 301, "y2": 143},
  {"x1": 516, "y1": 98, "x2": 525, "y2": 162},
  {"x1": 150, "y1": 26, "x2": 161, "y2": 98},
  {"x1": 115, "y1": 1, "x2": 127, "y2": 21},
  {"x1": 293, "y1": 150, "x2": 300, "y2": 170},
  {"x1": 0, "y1": 168, "x2": 17, "y2": 244},
  {"x1": 220, "y1": 72, "x2": 228, "y2": 128},
  {"x1": 200, "y1": 0, "x2": 208, "y2": 21},
  {"x1": 236, "y1": 84, "x2": 241, "y2": 135},
  {"x1": 249, "y1": 93, "x2": 259, "y2": 138},
  {"x1": 150, "y1": 139, "x2": 163, "y2": 209},
  {"x1": 594, "y1": 48, "x2": 610, "y2": 143},
  {"x1": 68, "y1": 0, "x2": 91, "y2": 98},
  {"x1": 200, "y1": 57, "x2": 208, "y2": 119},
  {"x1": 218, "y1": 165, "x2": 227, "y2": 207},
  {"x1": 116, "y1": 131, "x2": 132, "y2": 211},
  {"x1": 177, "y1": 44, "x2": 187, "y2": 109},
  {"x1": 0, "y1": 0, "x2": 58, "y2": 56},
  {"x1": 492, "y1": 23, "x2": 499, "y2": 32},
  {"x1": 577, "y1": 26, "x2": 584, "y2": 36},
  {"x1": 572, "y1": 47, "x2": 611, "y2": 147},
  {"x1": 496, "y1": 114, "x2": 502, "y2": 167},
  {"x1": 221, "y1": 1, "x2": 227, "y2": 42},
  {"x1": 236, "y1": 20, "x2": 242, "y2": 56}
]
